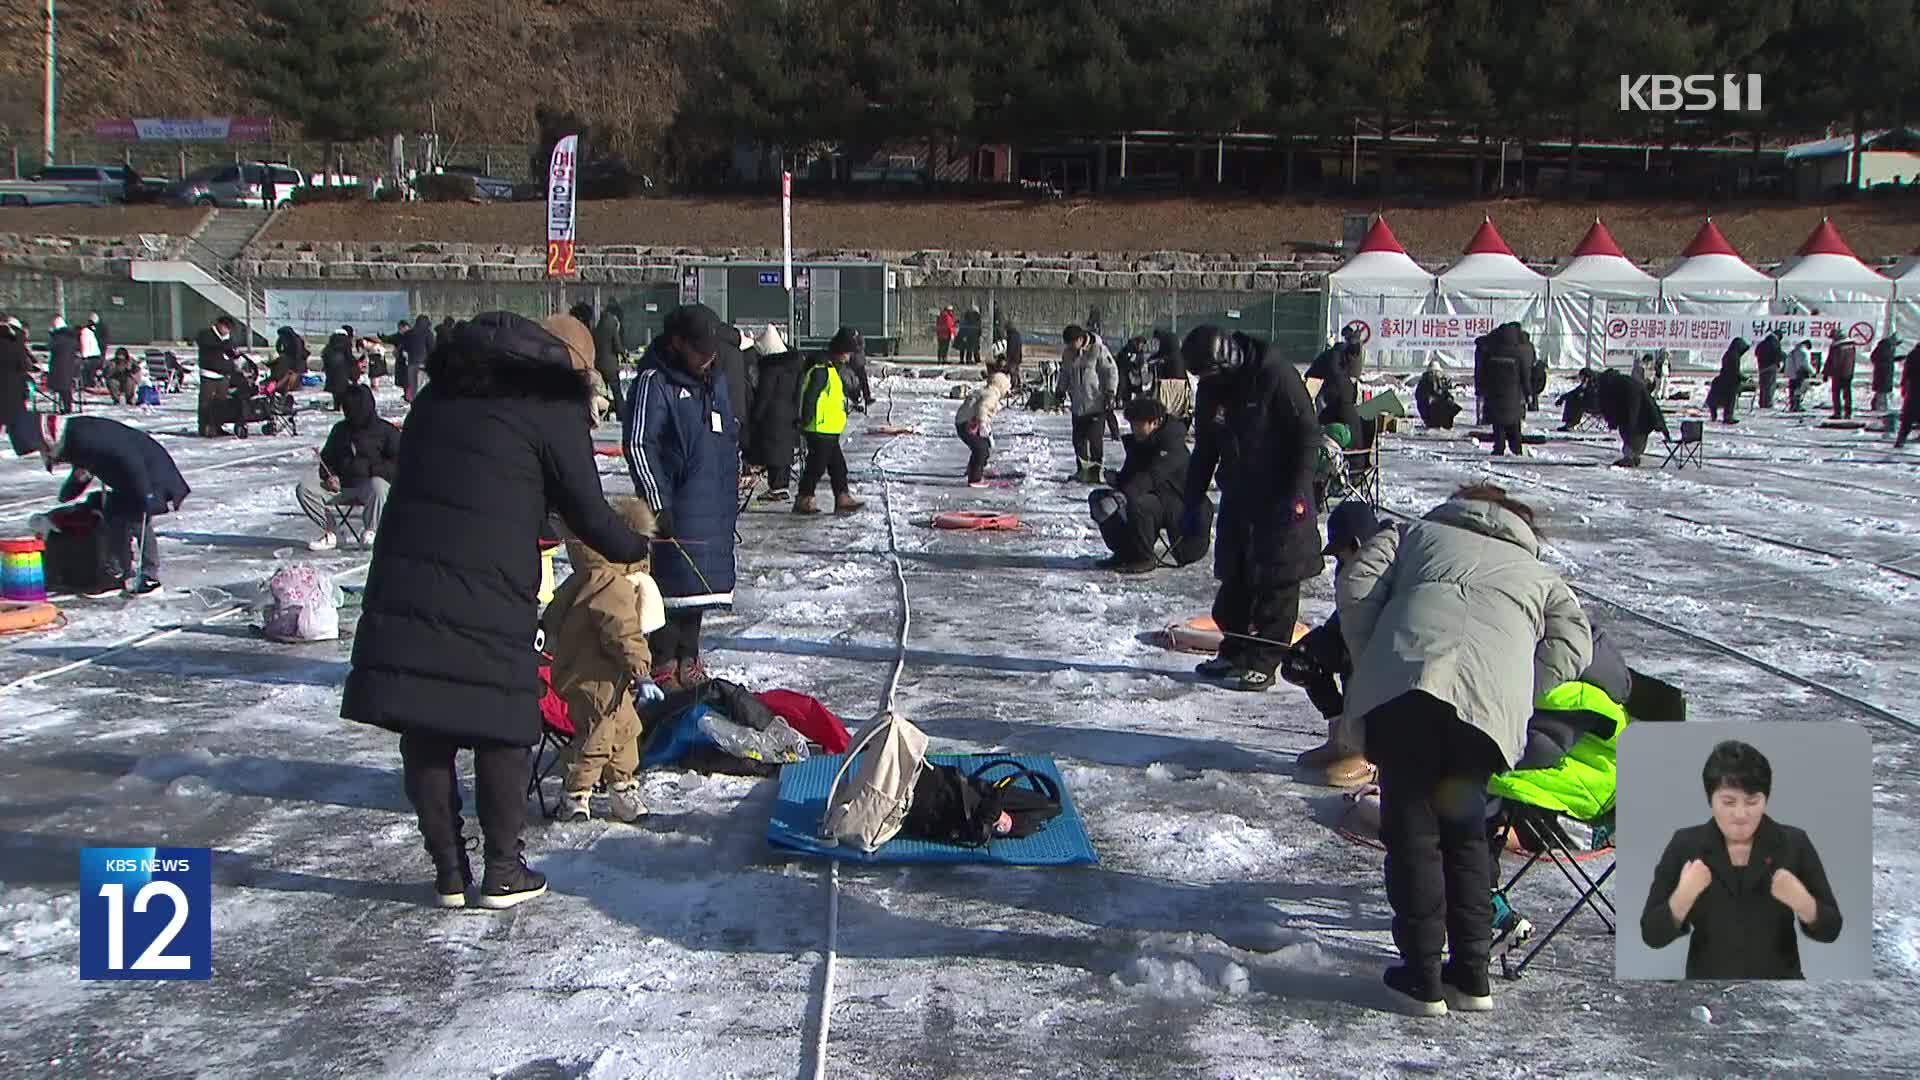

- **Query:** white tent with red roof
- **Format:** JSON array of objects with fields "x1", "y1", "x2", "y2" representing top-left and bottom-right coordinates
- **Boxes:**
[
  {"x1": 1432, "y1": 218, "x2": 1549, "y2": 362},
  {"x1": 1548, "y1": 219, "x2": 1658, "y2": 369},
  {"x1": 1325, "y1": 217, "x2": 1436, "y2": 350},
  {"x1": 1892, "y1": 245, "x2": 1920, "y2": 344},
  {"x1": 1772, "y1": 219, "x2": 1896, "y2": 349},
  {"x1": 1656, "y1": 219, "x2": 1776, "y2": 363}
]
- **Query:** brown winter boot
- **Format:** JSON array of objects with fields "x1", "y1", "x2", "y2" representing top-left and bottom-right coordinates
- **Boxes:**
[
  {"x1": 834, "y1": 492, "x2": 866, "y2": 514},
  {"x1": 792, "y1": 495, "x2": 820, "y2": 515}
]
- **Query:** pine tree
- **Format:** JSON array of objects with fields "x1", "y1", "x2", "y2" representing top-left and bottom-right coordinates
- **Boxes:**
[{"x1": 217, "y1": 0, "x2": 423, "y2": 181}]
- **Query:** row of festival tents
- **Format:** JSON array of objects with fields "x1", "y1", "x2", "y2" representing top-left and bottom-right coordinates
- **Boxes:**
[{"x1": 1327, "y1": 215, "x2": 1920, "y2": 367}]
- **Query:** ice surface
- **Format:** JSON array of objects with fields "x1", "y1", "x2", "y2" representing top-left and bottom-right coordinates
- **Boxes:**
[{"x1": 0, "y1": 375, "x2": 1916, "y2": 1077}]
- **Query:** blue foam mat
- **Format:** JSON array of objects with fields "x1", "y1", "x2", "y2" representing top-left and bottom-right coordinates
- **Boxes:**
[{"x1": 767, "y1": 753, "x2": 1099, "y2": 866}]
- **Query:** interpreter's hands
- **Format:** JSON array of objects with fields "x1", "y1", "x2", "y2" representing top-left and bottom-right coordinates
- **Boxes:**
[
  {"x1": 1677, "y1": 858, "x2": 1713, "y2": 900},
  {"x1": 1770, "y1": 867, "x2": 1818, "y2": 922}
]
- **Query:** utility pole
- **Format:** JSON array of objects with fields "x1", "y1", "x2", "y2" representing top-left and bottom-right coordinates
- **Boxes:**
[{"x1": 43, "y1": 0, "x2": 56, "y2": 166}]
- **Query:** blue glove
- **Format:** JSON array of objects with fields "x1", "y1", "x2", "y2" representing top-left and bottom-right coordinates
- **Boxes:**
[{"x1": 1178, "y1": 503, "x2": 1205, "y2": 538}]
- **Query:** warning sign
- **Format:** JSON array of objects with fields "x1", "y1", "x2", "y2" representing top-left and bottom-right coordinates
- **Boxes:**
[
  {"x1": 1604, "y1": 314, "x2": 1877, "y2": 353},
  {"x1": 1350, "y1": 314, "x2": 1500, "y2": 351}
]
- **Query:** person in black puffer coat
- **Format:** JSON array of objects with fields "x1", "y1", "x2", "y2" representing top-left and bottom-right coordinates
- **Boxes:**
[
  {"x1": 1315, "y1": 339, "x2": 1366, "y2": 450},
  {"x1": 399, "y1": 315, "x2": 435, "y2": 402},
  {"x1": 746, "y1": 326, "x2": 803, "y2": 502},
  {"x1": 321, "y1": 327, "x2": 358, "y2": 410},
  {"x1": 35, "y1": 413, "x2": 189, "y2": 594},
  {"x1": 1179, "y1": 325, "x2": 1324, "y2": 692},
  {"x1": 1896, "y1": 341, "x2": 1920, "y2": 448},
  {"x1": 1869, "y1": 334, "x2": 1900, "y2": 413},
  {"x1": 1480, "y1": 324, "x2": 1532, "y2": 455},
  {"x1": 1089, "y1": 397, "x2": 1210, "y2": 572},
  {"x1": 1706, "y1": 337, "x2": 1749, "y2": 424},
  {"x1": 1414, "y1": 361, "x2": 1461, "y2": 430},
  {"x1": 625, "y1": 303, "x2": 742, "y2": 691},
  {"x1": 47, "y1": 318, "x2": 80, "y2": 414},
  {"x1": 342, "y1": 312, "x2": 651, "y2": 912},
  {"x1": 715, "y1": 325, "x2": 755, "y2": 458},
  {"x1": 2, "y1": 317, "x2": 36, "y2": 454},
  {"x1": 1587, "y1": 368, "x2": 1668, "y2": 467},
  {"x1": 274, "y1": 326, "x2": 310, "y2": 381},
  {"x1": 594, "y1": 302, "x2": 625, "y2": 416},
  {"x1": 1754, "y1": 332, "x2": 1784, "y2": 409},
  {"x1": 295, "y1": 384, "x2": 400, "y2": 549}
]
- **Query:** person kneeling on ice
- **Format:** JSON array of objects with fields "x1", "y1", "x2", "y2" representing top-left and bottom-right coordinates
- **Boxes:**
[
  {"x1": 1284, "y1": 502, "x2": 1386, "y2": 787},
  {"x1": 793, "y1": 328, "x2": 867, "y2": 516},
  {"x1": 544, "y1": 496, "x2": 669, "y2": 823},
  {"x1": 1089, "y1": 397, "x2": 1211, "y2": 573},
  {"x1": 1181, "y1": 324, "x2": 1324, "y2": 693},
  {"x1": 955, "y1": 371, "x2": 1013, "y2": 487},
  {"x1": 32, "y1": 414, "x2": 189, "y2": 597},
  {"x1": 1413, "y1": 361, "x2": 1460, "y2": 430},
  {"x1": 1338, "y1": 483, "x2": 1592, "y2": 1015},
  {"x1": 298, "y1": 384, "x2": 399, "y2": 551},
  {"x1": 1584, "y1": 368, "x2": 1667, "y2": 467}
]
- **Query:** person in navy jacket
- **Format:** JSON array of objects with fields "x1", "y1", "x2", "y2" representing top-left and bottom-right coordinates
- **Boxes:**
[
  {"x1": 625, "y1": 303, "x2": 741, "y2": 691},
  {"x1": 35, "y1": 414, "x2": 190, "y2": 595}
]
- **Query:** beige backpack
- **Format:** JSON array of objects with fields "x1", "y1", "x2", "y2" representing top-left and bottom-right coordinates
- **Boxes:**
[{"x1": 820, "y1": 710, "x2": 930, "y2": 852}]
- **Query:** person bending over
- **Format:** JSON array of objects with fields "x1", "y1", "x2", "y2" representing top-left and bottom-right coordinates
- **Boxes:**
[{"x1": 35, "y1": 414, "x2": 189, "y2": 597}]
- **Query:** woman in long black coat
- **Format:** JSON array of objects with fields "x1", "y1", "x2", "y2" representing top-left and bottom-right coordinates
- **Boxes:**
[
  {"x1": 2, "y1": 318, "x2": 34, "y2": 455},
  {"x1": 747, "y1": 340, "x2": 804, "y2": 500},
  {"x1": 1705, "y1": 338, "x2": 1749, "y2": 424},
  {"x1": 341, "y1": 312, "x2": 650, "y2": 911},
  {"x1": 1480, "y1": 325, "x2": 1532, "y2": 455}
]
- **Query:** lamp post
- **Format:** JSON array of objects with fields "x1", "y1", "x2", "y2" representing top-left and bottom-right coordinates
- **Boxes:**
[{"x1": 43, "y1": 0, "x2": 56, "y2": 166}]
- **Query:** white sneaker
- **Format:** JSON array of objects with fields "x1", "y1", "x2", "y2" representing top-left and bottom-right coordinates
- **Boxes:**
[
  {"x1": 608, "y1": 781, "x2": 647, "y2": 823},
  {"x1": 562, "y1": 790, "x2": 592, "y2": 822},
  {"x1": 308, "y1": 532, "x2": 338, "y2": 552}
]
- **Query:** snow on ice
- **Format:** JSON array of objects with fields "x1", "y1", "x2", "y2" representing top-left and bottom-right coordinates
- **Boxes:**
[{"x1": 0, "y1": 370, "x2": 1917, "y2": 1078}]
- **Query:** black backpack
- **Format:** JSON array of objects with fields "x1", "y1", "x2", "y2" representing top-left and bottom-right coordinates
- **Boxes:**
[{"x1": 903, "y1": 759, "x2": 1063, "y2": 847}]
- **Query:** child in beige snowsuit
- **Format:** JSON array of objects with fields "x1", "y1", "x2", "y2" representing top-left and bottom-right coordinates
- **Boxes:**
[{"x1": 542, "y1": 496, "x2": 667, "y2": 822}]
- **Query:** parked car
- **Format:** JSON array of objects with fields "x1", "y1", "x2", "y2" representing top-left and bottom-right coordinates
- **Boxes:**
[
  {"x1": 438, "y1": 164, "x2": 516, "y2": 201},
  {"x1": 0, "y1": 164, "x2": 146, "y2": 207},
  {"x1": 169, "y1": 162, "x2": 306, "y2": 209}
]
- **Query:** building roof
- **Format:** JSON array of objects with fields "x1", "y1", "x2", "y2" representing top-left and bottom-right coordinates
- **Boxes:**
[{"x1": 1784, "y1": 128, "x2": 1920, "y2": 162}]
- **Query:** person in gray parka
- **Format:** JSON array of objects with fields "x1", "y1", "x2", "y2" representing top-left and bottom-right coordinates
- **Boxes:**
[
  {"x1": 1336, "y1": 483, "x2": 1593, "y2": 1016},
  {"x1": 1057, "y1": 324, "x2": 1119, "y2": 483}
]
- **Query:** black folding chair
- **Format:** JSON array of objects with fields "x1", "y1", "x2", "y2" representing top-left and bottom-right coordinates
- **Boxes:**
[
  {"x1": 1491, "y1": 799, "x2": 1617, "y2": 980},
  {"x1": 1661, "y1": 419, "x2": 1705, "y2": 470}
]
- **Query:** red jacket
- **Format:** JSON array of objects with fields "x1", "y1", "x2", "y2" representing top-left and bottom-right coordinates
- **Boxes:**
[{"x1": 936, "y1": 311, "x2": 958, "y2": 340}]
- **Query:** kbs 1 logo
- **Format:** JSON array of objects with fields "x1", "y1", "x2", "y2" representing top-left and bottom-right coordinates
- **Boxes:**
[
  {"x1": 80, "y1": 847, "x2": 212, "y2": 980},
  {"x1": 1620, "y1": 74, "x2": 1764, "y2": 112}
]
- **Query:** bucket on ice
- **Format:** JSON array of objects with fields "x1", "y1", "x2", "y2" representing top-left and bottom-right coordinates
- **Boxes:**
[{"x1": 1, "y1": 537, "x2": 48, "y2": 602}]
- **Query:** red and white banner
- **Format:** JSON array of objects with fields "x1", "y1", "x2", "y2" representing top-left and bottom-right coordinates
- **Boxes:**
[
  {"x1": 1342, "y1": 313, "x2": 1501, "y2": 351},
  {"x1": 545, "y1": 135, "x2": 579, "y2": 279},
  {"x1": 1603, "y1": 313, "x2": 1875, "y2": 352},
  {"x1": 93, "y1": 117, "x2": 272, "y2": 142},
  {"x1": 781, "y1": 171, "x2": 793, "y2": 291}
]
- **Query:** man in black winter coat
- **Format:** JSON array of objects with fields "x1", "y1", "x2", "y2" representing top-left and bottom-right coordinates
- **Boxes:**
[
  {"x1": 1179, "y1": 325, "x2": 1325, "y2": 692},
  {"x1": 383, "y1": 315, "x2": 435, "y2": 403},
  {"x1": 1706, "y1": 337, "x2": 1749, "y2": 424},
  {"x1": 47, "y1": 318, "x2": 80, "y2": 414},
  {"x1": 194, "y1": 316, "x2": 252, "y2": 437},
  {"x1": 1588, "y1": 368, "x2": 1668, "y2": 467},
  {"x1": 1003, "y1": 321, "x2": 1025, "y2": 389},
  {"x1": 342, "y1": 312, "x2": 651, "y2": 911},
  {"x1": 35, "y1": 414, "x2": 189, "y2": 595},
  {"x1": 1869, "y1": 334, "x2": 1900, "y2": 413},
  {"x1": 594, "y1": 302, "x2": 625, "y2": 415},
  {"x1": 1480, "y1": 325, "x2": 1532, "y2": 455},
  {"x1": 2, "y1": 317, "x2": 35, "y2": 455},
  {"x1": 296, "y1": 384, "x2": 399, "y2": 550},
  {"x1": 1896, "y1": 341, "x2": 1920, "y2": 448},
  {"x1": 1089, "y1": 398, "x2": 1211, "y2": 573},
  {"x1": 321, "y1": 327, "x2": 358, "y2": 408},
  {"x1": 746, "y1": 336, "x2": 804, "y2": 501},
  {"x1": 715, "y1": 327, "x2": 755, "y2": 458},
  {"x1": 1823, "y1": 330, "x2": 1857, "y2": 420},
  {"x1": 1754, "y1": 332, "x2": 1784, "y2": 409}
]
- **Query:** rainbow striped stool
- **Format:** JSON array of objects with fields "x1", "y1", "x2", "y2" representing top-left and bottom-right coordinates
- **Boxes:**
[{"x1": 1, "y1": 538, "x2": 48, "y2": 602}]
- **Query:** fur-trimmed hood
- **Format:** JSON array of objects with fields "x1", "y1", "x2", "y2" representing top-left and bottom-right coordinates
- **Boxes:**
[{"x1": 423, "y1": 311, "x2": 590, "y2": 402}]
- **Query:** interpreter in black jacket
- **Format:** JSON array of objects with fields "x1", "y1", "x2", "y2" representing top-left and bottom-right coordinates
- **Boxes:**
[
  {"x1": 1179, "y1": 326, "x2": 1324, "y2": 692},
  {"x1": 745, "y1": 328, "x2": 804, "y2": 501},
  {"x1": 1480, "y1": 325, "x2": 1531, "y2": 456},
  {"x1": 35, "y1": 414, "x2": 189, "y2": 595},
  {"x1": 1088, "y1": 398, "x2": 1209, "y2": 573},
  {"x1": 1641, "y1": 739, "x2": 1843, "y2": 979},
  {"x1": 47, "y1": 319, "x2": 80, "y2": 414},
  {"x1": 341, "y1": 312, "x2": 651, "y2": 912},
  {"x1": 295, "y1": 384, "x2": 399, "y2": 550}
]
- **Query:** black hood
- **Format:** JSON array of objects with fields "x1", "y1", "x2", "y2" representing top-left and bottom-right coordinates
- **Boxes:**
[
  {"x1": 341, "y1": 384, "x2": 379, "y2": 426},
  {"x1": 423, "y1": 311, "x2": 589, "y2": 402},
  {"x1": 1726, "y1": 337, "x2": 1750, "y2": 358}
]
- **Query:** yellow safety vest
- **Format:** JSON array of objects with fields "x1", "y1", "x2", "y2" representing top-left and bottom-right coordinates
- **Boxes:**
[{"x1": 802, "y1": 361, "x2": 847, "y2": 436}]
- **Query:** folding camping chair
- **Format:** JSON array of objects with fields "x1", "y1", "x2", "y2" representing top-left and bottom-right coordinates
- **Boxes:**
[
  {"x1": 1490, "y1": 671, "x2": 1687, "y2": 979},
  {"x1": 1333, "y1": 442, "x2": 1384, "y2": 507},
  {"x1": 1661, "y1": 419, "x2": 1705, "y2": 470},
  {"x1": 527, "y1": 657, "x2": 578, "y2": 819}
]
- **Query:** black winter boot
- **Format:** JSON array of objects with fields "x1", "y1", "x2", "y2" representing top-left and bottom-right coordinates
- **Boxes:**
[
  {"x1": 1441, "y1": 961, "x2": 1493, "y2": 1012},
  {"x1": 1383, "y1": 965, "x2": 1447, "y2": 1017},
  {"x1": 433, "y1": 836, "x2": 476, "y2": 909},
  {"x1": 478, "y1": 857, "x2": 547, "y2": 910}
]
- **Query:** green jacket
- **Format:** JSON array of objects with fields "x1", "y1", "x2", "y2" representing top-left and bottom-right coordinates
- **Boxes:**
[{"x1": 1486, "y1": 680, "x2": 1626, "y2": 821}]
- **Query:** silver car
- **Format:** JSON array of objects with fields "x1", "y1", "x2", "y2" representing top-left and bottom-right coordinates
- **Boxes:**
[{"x1": 169, "y1": 162, "x2": 305, "y2": 209}]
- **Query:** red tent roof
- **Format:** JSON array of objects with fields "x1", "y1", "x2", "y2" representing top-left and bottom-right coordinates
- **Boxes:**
[
  {"x1": 1571, "y1": 219, "x2": 1628, "y2": 260},
  {"x1": 1356, "y1": 217, "x2": 1407, "y2": 254},
  {"x1": 1795, "y1": 218, "x2": 1860, "y2": 259},
  {"x1": 1680, "y1": 219, "x2": 1742, "y2": 259},
  {"x1": 1463, "y1": 218, "x2": 1516, "y2": 257}
]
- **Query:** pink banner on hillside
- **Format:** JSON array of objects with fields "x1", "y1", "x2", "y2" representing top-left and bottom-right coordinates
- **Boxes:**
[{"x1": 92, "y1": 118, "x2": 274, "y2": 142}]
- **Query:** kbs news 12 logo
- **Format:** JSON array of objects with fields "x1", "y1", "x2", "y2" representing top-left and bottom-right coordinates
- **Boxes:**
[
  {"x1": 80, "y1": 847, "x2": 212, "y2": 980},
  {"x1": 1620, "y1": 74, "x2": 1764, "y2": 112}
]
